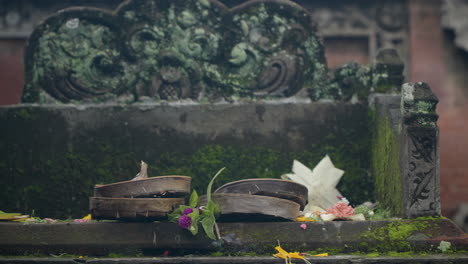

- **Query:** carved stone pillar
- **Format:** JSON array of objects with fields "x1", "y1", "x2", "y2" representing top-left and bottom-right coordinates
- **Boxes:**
[{"x1": 400, "y1": 82, "x2": 440, "y2": 218}]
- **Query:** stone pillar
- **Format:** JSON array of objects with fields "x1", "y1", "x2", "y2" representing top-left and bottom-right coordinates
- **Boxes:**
[{"x1": 400, "y1": 82, "x2": 440, "y2": 218}]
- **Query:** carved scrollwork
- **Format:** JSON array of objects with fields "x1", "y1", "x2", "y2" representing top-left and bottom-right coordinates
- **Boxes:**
[
  {"x1": 150, "y1": 53, "x2": 201, "y2": 100},
  {"x1": 23, "y1": 0, "x2": 326, "y2": 103},
  {"x1": 401, "y1": 82, "x2": 440, "y2": 217}
]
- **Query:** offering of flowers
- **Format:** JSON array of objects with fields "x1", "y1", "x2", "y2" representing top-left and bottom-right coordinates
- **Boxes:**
[{"x1": 168, "y1": 168, "x2": 225, "y2": 240}]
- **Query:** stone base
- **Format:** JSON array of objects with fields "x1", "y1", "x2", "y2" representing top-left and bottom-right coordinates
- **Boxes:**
[
  {"x1": 1, "y1": 219, "x2": 466, "y2": 256},
  {"x1": 1, "y1": 256, "x2": 468, "y2": 264}
]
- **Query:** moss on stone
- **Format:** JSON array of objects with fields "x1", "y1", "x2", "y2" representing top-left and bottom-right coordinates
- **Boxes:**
[
  {"x1": 360, "y1": 218, "x2": 440, "y2": 252},
  {"x1": 0, "y1": 136, "x2": 373, "y2": 219},
  {"x1": 370, "y1": 109, "x2": 404, "y2": 216}
]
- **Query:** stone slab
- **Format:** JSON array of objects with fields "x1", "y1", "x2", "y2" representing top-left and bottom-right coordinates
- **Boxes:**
[
  {"x1": 0, "y1": 102, "x2": 371, "y2": 219},
  {"x1": 1, "y1": 256, "x2": 468, "y2": 264},
  {"x1": 0, "y1": 219, "x2": 466, "y2": 256}
]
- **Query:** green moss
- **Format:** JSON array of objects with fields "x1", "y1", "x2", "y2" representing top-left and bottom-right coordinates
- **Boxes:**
[
  {"x1": 0, "y1": 137, "x2": 372, "y2": 219},
  {"x1": 360, "y1": 218, "x2": 438, "y2": 252},
  {"x1": 371, "y1": 109, "x2": 404, "y2": 216},
  {"x1": 16, "y1": 108, "x2": 35, "y2": 120}
]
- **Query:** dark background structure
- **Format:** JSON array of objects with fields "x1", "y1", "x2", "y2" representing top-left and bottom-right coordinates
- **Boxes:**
[{"x1": 1, "y1": 0, "x2": 467, "y2": 226}]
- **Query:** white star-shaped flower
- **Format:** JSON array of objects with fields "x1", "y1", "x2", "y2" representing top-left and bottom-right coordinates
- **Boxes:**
[{"x1": 283, "y1": 156, "x2": 344, "y2": 212}]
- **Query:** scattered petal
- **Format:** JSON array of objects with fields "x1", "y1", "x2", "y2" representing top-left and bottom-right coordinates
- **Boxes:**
[
  {"x1": 300, "y1": 223, "x2": 307, "y2": 230},
  {"x1": 82, "y1": 214, "x2": 92, "y2": 220},
  {"x1": 73, "y1": 218, "x2": 90, "y2": 223},
  {"x1": 295, "y1": 216, "x2": 315, "y2": 222},
  {"x1": 273, "y1": 245, "x2": 317, "y2": 264},
  {"x1": 320, "y1": 213, "x2": 337, "y2": 221}
]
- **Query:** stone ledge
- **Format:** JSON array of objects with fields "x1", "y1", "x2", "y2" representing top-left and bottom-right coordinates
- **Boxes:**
[
  {"x1": 1, "y1": 219, "x2": 466, "y2": 256},
  {"x1": 1, "y1": 256, "x2": 468, "y2": 264}
]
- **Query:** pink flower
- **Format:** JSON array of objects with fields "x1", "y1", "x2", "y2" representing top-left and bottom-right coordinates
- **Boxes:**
[
  {"x1": 178, "y1": 215, "x2": 192, "y2": 229},
  {"x1": 44, "y1": 218, "x2": 56, "y2": 223},
  {"x1": 326, "y1": 202, "x2": 354, "y2": 218},
  {"x1": 300, "y1": 223, "x2": 307, "y2": 230}
]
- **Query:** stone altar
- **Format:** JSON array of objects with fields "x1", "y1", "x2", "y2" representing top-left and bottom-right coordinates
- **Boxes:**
[{"x1": 0, "y1": 0, "x2": 463, "y2": 258}]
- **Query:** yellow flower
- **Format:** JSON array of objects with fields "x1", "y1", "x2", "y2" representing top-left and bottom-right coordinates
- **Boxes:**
[
  {"x1": 295, "y1": 216, "x2": 315, "y2": 222},
  {"x1": 273, "y1": 245, "x2": 328, "y2": 264},
  {"x1": 82, "y1": 214, "x2": 92, "y2": 220},
  {"x1": 273, "y1": 246, "x2": 311, "y2": 264}
]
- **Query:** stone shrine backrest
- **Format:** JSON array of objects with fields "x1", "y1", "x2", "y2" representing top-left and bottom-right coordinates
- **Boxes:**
[
  {"x1": 22, "y1": 0, "x2": 401, "y2": 104},
  {"x1": 0, "y1": 0, "x2": 440, "y2": 220}
]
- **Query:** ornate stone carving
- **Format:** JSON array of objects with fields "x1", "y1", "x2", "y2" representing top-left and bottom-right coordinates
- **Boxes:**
[
  {"x1": 400, "y1": 82, "x2": 440, "y2": 218},
  {"x1": 22, "y1": 0, "x2": 328, "y2": 103}
]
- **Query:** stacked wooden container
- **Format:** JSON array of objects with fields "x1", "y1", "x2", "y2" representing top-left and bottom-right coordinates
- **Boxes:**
[{"x1": 90, "y1": 176, "x2": 191, "y2": 220}]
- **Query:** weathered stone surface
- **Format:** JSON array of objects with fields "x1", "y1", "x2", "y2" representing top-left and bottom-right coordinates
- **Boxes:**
[
  {"x1": 370, "y1": 94, "x2": 404, "y2": 216},
  {"x1": 22, "y1": 0, "x2": 326, "y2": 103},
  {"x1": 400, "y1": 82, "x2": 440, "y2": 218},
  {"x1": 22, "y1": 0, "x2": 405, "y2": 104},
  {"x1": 0, "y1": 102, "x2": 372, "y2": 219},
  {"x1": 2, "y1": 255, "x2": 468, "y2": 264},
  {"x1": 371, "y1": 83, "x2": 441, "y2": 218},
  {"x1": 0, "y1": 219, "x2": 466, "y2": 256}
]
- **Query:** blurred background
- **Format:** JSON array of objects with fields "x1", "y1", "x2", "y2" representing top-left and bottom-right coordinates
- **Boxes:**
[{"x1": 1, "y1": 0, "x2": 467, "y2": 229}]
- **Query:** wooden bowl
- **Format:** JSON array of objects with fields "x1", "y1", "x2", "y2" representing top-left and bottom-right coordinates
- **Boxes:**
[
  {"x1": 94, "y1": 175, "x2": 191, "y2": 198},
  {"x1": 214, "y1": 178, "x2": 308, "y2": 209}
]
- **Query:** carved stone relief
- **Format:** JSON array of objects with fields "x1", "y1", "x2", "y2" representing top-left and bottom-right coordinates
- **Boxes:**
[
  {"x1": 401, "y1": 82, "x2": 440, "y2": 218},
  {"x1": 22, "y1": 0, "x2": 330, "y2": 103}
]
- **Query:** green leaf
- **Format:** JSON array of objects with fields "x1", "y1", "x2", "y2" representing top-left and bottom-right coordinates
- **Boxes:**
[
  {"x1": 200, "y1": 214, "x2": 216, "y2": 240},
  {"x1": 206, "y1": 167, "x2": 225, "y2": 202},
  {"x1": 189, "y1": 190, "x2": 199, "y2": 208},
  {"x1": 207, "y1": 200, "x2": 216, "y2": 212},
  {"x1": 188, "y1": 210, "x2": 200, "y2": 235}
]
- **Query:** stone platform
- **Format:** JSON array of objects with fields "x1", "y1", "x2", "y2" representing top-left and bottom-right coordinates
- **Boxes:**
[
  {"x1": 1, "y1": 255, "x2": 468, "y2": 264},
  {"x1": 1, "y1": 219, "x2": 466, "y2": 256}
]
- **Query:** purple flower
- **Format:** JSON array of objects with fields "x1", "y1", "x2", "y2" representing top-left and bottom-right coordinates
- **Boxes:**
[
  {"x1": 178, "y1": 215, "x2": 192, "y2": 229},
  {"x1": 183, "y1": 208, "x2": 194, "y2": 215}
]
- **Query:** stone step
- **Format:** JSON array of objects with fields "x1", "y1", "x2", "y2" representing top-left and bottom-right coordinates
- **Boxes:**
[
  {"x1": 1, "y1": 256, "x2": 468, "y2": 264},
  {"x1": 1, "y1": 219, "x2": 466, "y2": 256}
]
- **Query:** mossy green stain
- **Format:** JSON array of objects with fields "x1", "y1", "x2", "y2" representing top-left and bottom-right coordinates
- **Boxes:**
[
  {"x1": 360, "y1": 218, "x2": 439, "y2": 252},
  {"x1": 371, "y1": 109, "x2": 404, "y2": 217},
  {"x1": 16, "y1": 108, "x2": 35, "y2": 120}
]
